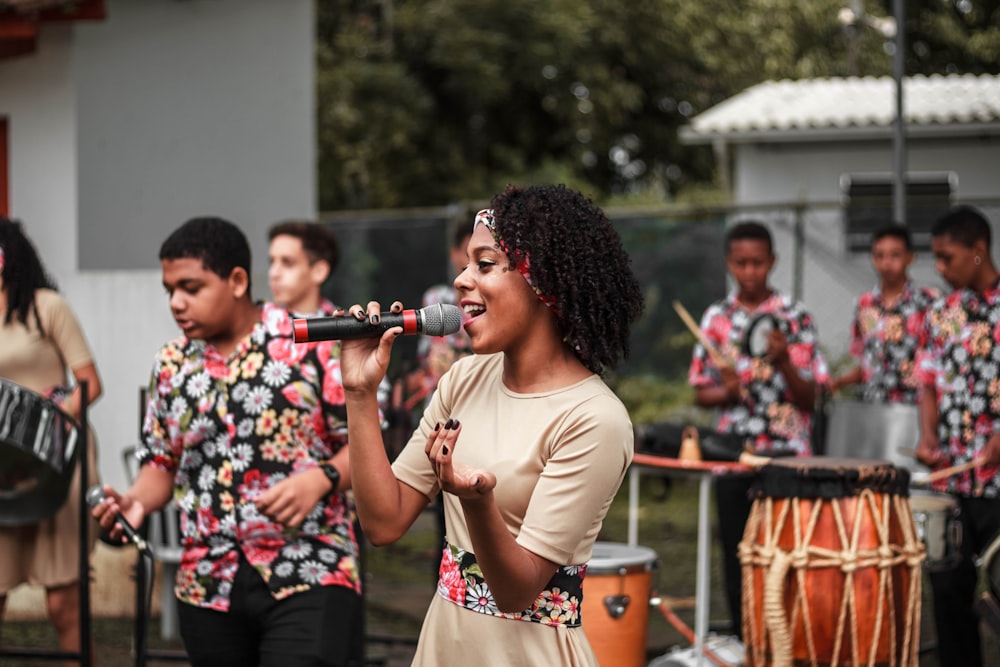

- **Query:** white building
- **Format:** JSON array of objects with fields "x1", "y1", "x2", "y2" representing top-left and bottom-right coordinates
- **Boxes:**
[
  {"x1": 681, "y1": 74, "x2": 1000, "y2": 362},
  {"x1": 1, "y1": 0, "x2": 316, "y2": 496}
]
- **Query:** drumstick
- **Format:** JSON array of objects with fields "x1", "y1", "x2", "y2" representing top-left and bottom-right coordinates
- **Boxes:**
[
  {"x1": 916, "y1": 459, "x2": 981, "y2": 485},
  {"x1": 672, "y1": 301, "x2": 732, "y2": 369}
]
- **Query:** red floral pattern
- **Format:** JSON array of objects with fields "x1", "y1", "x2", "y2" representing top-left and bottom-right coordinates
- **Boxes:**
[
  {"x1": 849, "y1": 282, "x2": 938, "y2": 403},
  {"x1": 137, "y1": 301, "x2": 360, "y2": 611},
  {"x1": 915, "y1": 285, "x2": 1000, "y2": 497},
  {"x1": 436, "y1": 541, "x2": 587, "y2": 627}
]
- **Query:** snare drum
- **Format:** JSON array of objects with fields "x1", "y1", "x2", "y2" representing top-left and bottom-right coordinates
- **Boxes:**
[
  {"x1": 909, "y1": 489, "x2": 962, "y2": 571},
  {"x1": 0, "y1": 378, "x2": 80, "y2": 526},
  {"x1": 582, "y1": 542, "x2": 658, "y2": 667},
  {"x1": 740, "y1": 457, "x2": 924, "y2": 667}
]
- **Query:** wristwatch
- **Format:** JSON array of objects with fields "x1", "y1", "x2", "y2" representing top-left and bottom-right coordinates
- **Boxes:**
[{"x1": 319, "y1": 462, "x2": 341, "y2": 496}]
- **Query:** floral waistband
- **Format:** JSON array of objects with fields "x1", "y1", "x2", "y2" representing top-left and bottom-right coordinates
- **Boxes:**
[{"x1": 436, "y1": 540, "x2": 587, "y2": 627}]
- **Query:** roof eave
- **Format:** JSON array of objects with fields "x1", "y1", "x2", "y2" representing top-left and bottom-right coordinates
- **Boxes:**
[{"x1": 680, "y1": 121, "x2": 1000, "y2": 145}]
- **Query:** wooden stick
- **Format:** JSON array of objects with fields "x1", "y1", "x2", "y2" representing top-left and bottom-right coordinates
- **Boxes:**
[
  {"x1": 672, "y1": 300, "x2": 731, "y2": 369},
  {"x1": 916, "y1": 459, "x2": 981, "y2": 485}
]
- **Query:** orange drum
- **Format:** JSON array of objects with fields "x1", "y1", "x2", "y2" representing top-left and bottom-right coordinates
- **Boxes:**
[
  {"x1": 582, "y1": 542, "x2": 658, "y2": 667},
  {"x1": 740, "y1": 457, "x2": 925, "y2": 667}
]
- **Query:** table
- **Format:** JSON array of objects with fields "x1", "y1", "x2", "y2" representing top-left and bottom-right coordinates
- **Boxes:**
[{"x1": 627, "y1": 453, "x2": 753, "y2": 667}]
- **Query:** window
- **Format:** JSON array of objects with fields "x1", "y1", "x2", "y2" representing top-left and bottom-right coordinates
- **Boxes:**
[{"x1": 840, "y1": 172, "x2": 955, "y2": 252}]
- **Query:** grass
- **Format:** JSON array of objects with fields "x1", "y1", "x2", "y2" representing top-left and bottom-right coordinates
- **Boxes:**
[{"x1": 2, "y1": 474, "x2": 998, "y2": 666}]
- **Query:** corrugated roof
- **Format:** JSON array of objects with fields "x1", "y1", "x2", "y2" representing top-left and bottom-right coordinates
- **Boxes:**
[{"x1": 681, "y1": 73, "x2": 1000, "y2": 143}]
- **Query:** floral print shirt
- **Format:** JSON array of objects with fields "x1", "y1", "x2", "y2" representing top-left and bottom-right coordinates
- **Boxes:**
[
  {"x1": 136, "y1": 302, "x2": 360, "y2": 611},
  {"x1": 688, "y1": 290, "x2": 830, "y2": 455},
  {"x1": 849, "y1": 282, "x2": 938, "y2": 404},
  {"x1": 915, "y1": 284, "x2": 1000, "y2": 497}
]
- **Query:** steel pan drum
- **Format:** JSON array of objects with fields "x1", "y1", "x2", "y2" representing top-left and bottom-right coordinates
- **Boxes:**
[
  {"x1": 0, "y1": 378, "x2": 80, "y2": 526},
  {"x1": 824, "y1": 399, "x2": 921, "y2": 472}
]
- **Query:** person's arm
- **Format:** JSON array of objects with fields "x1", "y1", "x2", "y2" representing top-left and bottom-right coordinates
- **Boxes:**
[
  {"x1": 915, "y1": 382, "x2": 947, "y2": 468},
  {"x1": 694, "y1": 365, "x2": 741, "y2": 408},
  {"x1": 423, "y1": 421, "x2": 557, "y2": 612},
  {"x1": 830, "y1": 366, "x2": 863, "y2": 393},
  {"x1": 340, "y1": 312, "x2": 428, "y2": 545}
]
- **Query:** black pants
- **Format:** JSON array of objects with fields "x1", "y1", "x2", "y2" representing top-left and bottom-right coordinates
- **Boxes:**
[
  {"x1": 714, "y1": 474, "x2": 754, "y2": 639},
  {"x1": 177, "y1": 556, "x2": 364, "y2": 667},
  {"x1": 927, "y1": 495, "x2": 1000, "y2": 667}
]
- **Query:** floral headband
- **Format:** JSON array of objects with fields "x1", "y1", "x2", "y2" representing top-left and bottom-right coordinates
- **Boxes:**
[{"x1": 474, "y1": 209, "x2": 558, "y2": 313}]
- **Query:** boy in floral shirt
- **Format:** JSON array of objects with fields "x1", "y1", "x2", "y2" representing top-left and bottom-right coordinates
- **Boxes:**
[
  {"x1": 93, "y1": 217, "x2": 362, "y2": 667},
  {"x1": 831, "y1": 224, "x2": 938, "y2": 403},
  {"x1": 687, "y1": 220, "x2": 829, "y2": 640},
  {"x1": 915, "y1": 205, "x2": 1000, "y2": 667}
]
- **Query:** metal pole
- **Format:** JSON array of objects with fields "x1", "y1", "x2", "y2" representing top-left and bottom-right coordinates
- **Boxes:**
[
  {"x1": 78, "y1": 380, "x2": 92, "y2": 667},
  {"x1": 892, "y1": 0, "x2": 907, "y2": 224}
]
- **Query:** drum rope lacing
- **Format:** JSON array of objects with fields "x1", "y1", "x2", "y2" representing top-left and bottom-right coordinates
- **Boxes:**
[{"x1": 739, "y1": 490, "x2": 925, "y2": 667}]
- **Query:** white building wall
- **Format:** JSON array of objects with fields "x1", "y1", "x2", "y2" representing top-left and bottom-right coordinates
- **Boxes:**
[{"x1": 1, "y1": 0, "x2": 315, "y2": 498}]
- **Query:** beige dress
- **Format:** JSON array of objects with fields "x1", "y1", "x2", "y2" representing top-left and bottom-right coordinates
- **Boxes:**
[
  {"x1": 0, "y1": 289, "x2": 99, "y2": 593},
  {"x1": 392, "y1": 353, "x2": 633, "y2": 666}
]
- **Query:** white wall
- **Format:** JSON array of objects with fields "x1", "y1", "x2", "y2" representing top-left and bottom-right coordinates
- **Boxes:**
[{"x1": 1, "y1": 0, "x2": 315, "y2": 496}]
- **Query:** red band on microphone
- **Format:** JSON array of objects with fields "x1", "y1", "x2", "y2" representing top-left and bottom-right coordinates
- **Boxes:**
[
  {"x1": 402, "y1": 310, "x2": 418, "y2": 335},
  {"x1": 293, "y1": 319, "x2": 310, "y2": 343}
]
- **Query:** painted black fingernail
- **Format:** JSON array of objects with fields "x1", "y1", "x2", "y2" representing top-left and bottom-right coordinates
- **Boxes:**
[
  {"x1": 452, "y1": 419, "x2": 461, "y2": 429},
  {"x1": 442, "y1": 446, "x2": 449, "y2": 455},
  {"x1": 371, "y1": 313, "x2": 380, "y2": 324},
  {"x1": 434, "y1": 422, "x2": 441, "y2": 431},
  {"x1": 444, "y1": 418, "x2": 455, "y2": 429}
]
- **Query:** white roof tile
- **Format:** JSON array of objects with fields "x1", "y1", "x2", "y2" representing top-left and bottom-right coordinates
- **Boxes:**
[{"x1": 682, "y1": 73, "x2": 1000, "y2": 142}]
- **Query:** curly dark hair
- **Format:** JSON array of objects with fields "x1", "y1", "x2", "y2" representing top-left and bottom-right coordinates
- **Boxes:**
[
  {"x1": 490, "y1": 184, "x2": 644, "y2": 375},
  {"x1": 160, "y1": 217, "x2": 253, "y2": 297},
  {"x1": 268, "y1": 220, "x2": 340, "y2": 270},
  {"x1": 0, "y1": 216, "x2": 59, "y2": 334}
]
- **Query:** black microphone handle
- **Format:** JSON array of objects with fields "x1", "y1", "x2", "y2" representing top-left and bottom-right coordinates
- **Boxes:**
[{"x1": 301, "y1": 310, "x2": 424, "y2": 341}]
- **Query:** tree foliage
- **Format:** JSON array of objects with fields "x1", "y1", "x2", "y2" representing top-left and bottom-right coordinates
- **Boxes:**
[{"x1": 317, "y1": 0, "x2": 999, "y2": 210}]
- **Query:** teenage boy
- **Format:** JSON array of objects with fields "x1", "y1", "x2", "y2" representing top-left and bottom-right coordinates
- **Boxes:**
[
  {"x1": 687, "y1": 220, "x2": 829, "y2": 640},
  {"x1": 831, "y1": 223, "x2": 938, "y2": 403},
  {"x1": 94, "y1": 217, "x2": 362, "y2": 667}
]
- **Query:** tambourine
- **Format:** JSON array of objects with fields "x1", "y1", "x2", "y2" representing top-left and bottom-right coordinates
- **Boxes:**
[{"x1": 742, "y1": 313, "x2": 781, "y2": 358}]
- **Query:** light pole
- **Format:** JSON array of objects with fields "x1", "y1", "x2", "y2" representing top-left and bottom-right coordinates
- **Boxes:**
[{"x1": 838, "y1": 1, "x2": 906, "y2": 224}]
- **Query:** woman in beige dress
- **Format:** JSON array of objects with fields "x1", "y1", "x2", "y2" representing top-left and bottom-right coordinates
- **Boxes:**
[
  {"x1": 341, "y1": 184, "x2": 644, "y2": 665},
  {"x1": 0, "y1": 217, "x2": 102, "y2": 663}
]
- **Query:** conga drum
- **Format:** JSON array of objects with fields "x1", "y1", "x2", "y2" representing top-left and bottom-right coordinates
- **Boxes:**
[
  {"x1": 582, "y1": 542, "x2": 658, "y2": 667},
  {"x1": 0, "y1": 378, "x2": 80, "y2": 526},
  {"x1": 739, "y1": 458, "x2": 925, "y2": 667}
]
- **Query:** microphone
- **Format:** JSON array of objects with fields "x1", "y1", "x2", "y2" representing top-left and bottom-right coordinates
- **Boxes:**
[
  {"x1": 85, "y1": 485, "x2": 151, "y2": 555},
  {"x1": 293, "y1": 303, "x2": 463, "y2": 344}
]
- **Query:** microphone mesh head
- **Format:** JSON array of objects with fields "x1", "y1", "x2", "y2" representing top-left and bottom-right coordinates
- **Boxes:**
[
  {"x1": 422, "y1": 303, "x2": 463, "y2": 336},
  {"x1": 85, "y1": 485, "x2": 105, "y2": 509}
]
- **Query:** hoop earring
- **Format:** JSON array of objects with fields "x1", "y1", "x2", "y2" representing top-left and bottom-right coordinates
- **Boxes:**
[{"x1": 975, "y1": 255, "x2": 982, "y2": 266}]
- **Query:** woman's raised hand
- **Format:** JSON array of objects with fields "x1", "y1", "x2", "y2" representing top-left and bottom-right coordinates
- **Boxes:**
[{"x1": 424, "y1": 419, "x2": 497, "y2": 499}]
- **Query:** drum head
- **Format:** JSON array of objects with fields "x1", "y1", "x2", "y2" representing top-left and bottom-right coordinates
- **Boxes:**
[
  {"x1": 752, "y1": 456, "x2": 911, "y2": 500},
  {"x1": 588, "y1": 542, "x2": 658, "y2": 574}
]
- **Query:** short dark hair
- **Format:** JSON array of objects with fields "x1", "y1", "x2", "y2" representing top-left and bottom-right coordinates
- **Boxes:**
[
  {"x1": 931, "y1": 205, "x2": 992, "y2": 249},
  {"x1": 160, "y1": 217, "x2": 252, "y2": 295},
  {"x1": 268, "y1": 220, "x2": 340, "y2": 271},
  {"x1": 726, "y1": 221, "x2": 773, "y2": 255},
  {"x1": 490, "y1": 184, "x2": 644, "y2": 375},
  {"x1": 871, "y1": 223, "x2": 912, "y2": 251}
]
